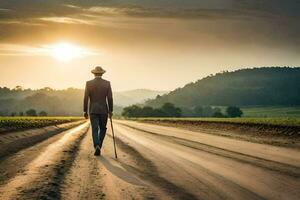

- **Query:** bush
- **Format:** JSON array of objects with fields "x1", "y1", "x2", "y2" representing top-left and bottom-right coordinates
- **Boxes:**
[
  {"x1": 193, "y1": 106, "x2": 224, "y2": 117},
  {"x1": 122, "y1": 105, "x2": 142, "y2": 117},
  {"x1": 226, "y1": 106, "x2": 243, "y2": 117},
  {"x1": 212, "y1": 111, "x2": 226, "y2": 118},
  {"x1": 26, "y1": 109, "x2": 37, "y2": 116},
  {"x1": 161, "y1": 103, "x2": 182, "y2": 117},
  {"x1": 39, "y1": 111, "x2": 48, "y2": 116},
  {"x1": 122, "y1": 103, "x2": 182, "y2": 117}
]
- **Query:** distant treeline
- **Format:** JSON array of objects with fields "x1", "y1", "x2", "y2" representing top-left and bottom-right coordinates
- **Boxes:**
[
  {"x1": 122, "y1": 103, "x2": 182, "y2": 117},
  {"x1": 0, "y1": 87, "x2": 84, "y2": 116},
  {"x1": 122, "y1": 103, "x2": 243, "y2": 118},
  {"x1": 0, "y1": 87, "x2": 145, "y2": 116},
  {"x1": 10, "y1": 109, "x2": 48, "y2": 117},
  {"x1": 1, "y1": 67, "x2": 299, "y2": 117}
]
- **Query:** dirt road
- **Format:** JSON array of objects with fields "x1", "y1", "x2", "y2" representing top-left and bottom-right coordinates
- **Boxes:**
[{"x1": 0, "y1": 120, "x2": 299, "y2": 200}]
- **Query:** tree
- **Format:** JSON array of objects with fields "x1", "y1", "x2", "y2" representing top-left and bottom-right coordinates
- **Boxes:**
[
  {"x1": 226, "y1": 106, "x2": 243, "y2": 117},
  {"x1": 140, "y1": 106, "x2": 154, "y2": 117},
  {"x1": 202, "y1": 106, "x2": 213, "y2": 117},
  {"x1": 14, "y1": 85, "x2": 23, "y2": 91},
  {"x1": 193, "y1": 106, "x2": 204, "y2": 117},
  {"x1": 152, "y1": 108, "x2": 166, "y2": 117},
  {"x1": 212, "y1": 107, "x2": 221, "y2": 114},
  {"x1": 19, "y1": 112, "x2": 24, "y2": 116},
  {"x1": 122, "y1": 103, "x2": 182, "y2": 117},
  {"x1": 161, "y1": 103, "x2": 182, "y2": 117},
  {"x1": 122, "y1": 105, "x2": 143, "y2": 117},
  {"x1": 41, "y1": 87, "x2": 53, "y2": 92},
  {"x1": 39, "y1": 111, "x2": 48, "y2": 116},
  {"x1": 26, "y1": 109, "x2": 37, "y2": 116},
  {"x1": 212, "y1": 111, "x2": 226, "y2": 118}
]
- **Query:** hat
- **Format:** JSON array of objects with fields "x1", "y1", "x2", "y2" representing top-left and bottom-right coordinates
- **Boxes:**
[{"x1": 91, "y1": 66, "x2": 106, "y2": 74}]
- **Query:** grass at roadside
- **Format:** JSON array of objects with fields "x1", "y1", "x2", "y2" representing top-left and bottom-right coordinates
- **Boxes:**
[
  {"x1": 132, "y1": 117, "x2": 300, "y2": 127},
  {"x1": 0, "y1": 117, "x2": 84, "y2": 133}
]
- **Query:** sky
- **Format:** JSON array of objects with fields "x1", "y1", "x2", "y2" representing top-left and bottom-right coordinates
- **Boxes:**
[{"x1": 0, "y1": 0, "x2": 299, "y2": 91}]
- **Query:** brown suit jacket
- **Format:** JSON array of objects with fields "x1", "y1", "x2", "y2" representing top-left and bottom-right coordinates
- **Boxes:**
[{"x1": 84, "y1": 77, "x2": 113, "y2": 114}]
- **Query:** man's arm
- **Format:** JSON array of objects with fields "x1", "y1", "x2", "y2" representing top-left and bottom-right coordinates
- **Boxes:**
[
  {"x1": 107, "y1": 82, "x2": 113, "y2": 115},
  {"x1": 83, "y1": 82, "x2": 89, "y2": 118}
]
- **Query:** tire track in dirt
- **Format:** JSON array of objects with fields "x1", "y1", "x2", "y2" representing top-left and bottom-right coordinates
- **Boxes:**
[
  {"x1": 62, "y1": 128, "x2": 155, "y2": 200},
  {"x1": 0, "y1": 130, "x2": 77, "y2": 186},
  {"x1": 172, "y1": 138, "x2": 300, "y2": 178},
  {"x1": 0, "y1": 120, "x2": 85, "y2": 159},
  {"x1": 60, "y1": 129, "x2": 106, "y2": 200},
  {"x1": 118, "y1": 120, "x2": 300, "y2": 166},
  {"x1": 114, "y1": 123, "x2": 300, "y2": 200},
  {"x1": 0, "y1": 122, "x2": 89, "y2": 200},
  {"x1": 110, "y1": 134, "x2": 201, "y2": 200},
  {"x1": 120, "y1": 123, "x2": 300, "y2": 178},
  {"x1": 113, "y1": 127, "x2": 266, "y2": 200},
  {"x1": 0, "y1": 122, "x2": 87, "y2": 186}
]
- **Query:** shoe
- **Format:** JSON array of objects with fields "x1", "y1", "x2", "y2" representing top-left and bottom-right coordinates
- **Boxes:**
[{"x1": 94, "y1": 146, "x2": 101, "y2": 156}]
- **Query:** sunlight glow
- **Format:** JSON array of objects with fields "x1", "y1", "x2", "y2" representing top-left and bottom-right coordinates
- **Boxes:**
[{"x1": 49, "y1": 42, "x2": 83, "y2": 62}]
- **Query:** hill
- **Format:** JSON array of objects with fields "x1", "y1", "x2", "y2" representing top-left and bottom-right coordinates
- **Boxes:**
[
  {"x1": 146, "y1": 67, "x2": 300, "y2": 108},
  {"x1": 0, "y1": 87, "x2": 166, "y2": 116},
  {"x1": 114, "y1": 89, "x2": 168, "y2": 106}
]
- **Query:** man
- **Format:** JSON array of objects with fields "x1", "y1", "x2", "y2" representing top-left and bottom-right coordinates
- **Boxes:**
[{"x1": 84, "y1": 66, "x2": 113, "y2": 156}]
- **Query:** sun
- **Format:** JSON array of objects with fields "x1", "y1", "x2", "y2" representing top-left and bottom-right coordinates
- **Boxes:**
[{"x1": 50, "y1": 42, "x2": 82, "y2": 62}]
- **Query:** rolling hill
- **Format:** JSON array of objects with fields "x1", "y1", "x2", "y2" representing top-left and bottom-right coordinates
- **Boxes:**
[
  {"x1": 146, "y1": 67, "x2": 300, "y2": 108},
  {"x1": 114, "y1": 89, "x2": 168, "y2": 106},
  {"x1": 0, "y1": 88, "x2": 167, "y2": 116}
]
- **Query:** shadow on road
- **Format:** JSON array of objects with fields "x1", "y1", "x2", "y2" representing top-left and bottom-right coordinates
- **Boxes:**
[{"x1": 97, "y1": 156, "x2": 144, "y2": 186}]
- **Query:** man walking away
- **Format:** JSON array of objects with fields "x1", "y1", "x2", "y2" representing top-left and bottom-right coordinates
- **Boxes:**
[{"x1": 84, "y1": 66, "x2": 113, "y2": 156}]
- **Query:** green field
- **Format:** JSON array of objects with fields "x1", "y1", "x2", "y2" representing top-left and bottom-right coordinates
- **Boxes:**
[
  {"x1": 214, "y1": 106, "x2": 300, "y2": 118},
  {"x1": 240, "y1": 106, "x2": 300, "y2": 118},
  {"x1": 0, "y1": 117, "x2": 84, "y2": 133},
  {"x1": 134, "y1": 117, "x2": 300, "y2": 127}
]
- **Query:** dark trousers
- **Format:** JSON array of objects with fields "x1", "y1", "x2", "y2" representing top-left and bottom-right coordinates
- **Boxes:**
[{"x1": 90, "y1": 114, "x2": 108, "y2": 149}]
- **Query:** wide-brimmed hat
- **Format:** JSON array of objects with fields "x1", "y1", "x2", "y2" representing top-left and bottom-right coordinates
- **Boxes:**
[{"x1": 91, "y1": 66, "x2": 106, "y2": 74}]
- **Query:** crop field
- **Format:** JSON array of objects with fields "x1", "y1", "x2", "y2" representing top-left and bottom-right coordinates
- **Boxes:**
[
  {"x1": 212, "y1": 106, "x2": 300, "y2": 118},
  {"x1": 0, "y1": 117, "x2": 84, "y2": 133},
  {"x1": 240, "y1": 106, "x2": 300, "y2": 118},
  {"x1": 134, "y1": 117, "x2": 300, "y2": 127}
]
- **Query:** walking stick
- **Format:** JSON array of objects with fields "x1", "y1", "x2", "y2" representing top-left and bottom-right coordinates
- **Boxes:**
[{"x1": 109, "y1": 116, "x2": 118, "y2": 159}]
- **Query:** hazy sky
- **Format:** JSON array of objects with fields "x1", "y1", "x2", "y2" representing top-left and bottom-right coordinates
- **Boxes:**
[{"x1": 0, "y1": 0, "x2": 299, "y2": 91}]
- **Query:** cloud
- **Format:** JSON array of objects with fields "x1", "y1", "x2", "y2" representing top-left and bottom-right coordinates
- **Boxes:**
[
  {"x1": 1, "y1": 1, "x2": 298, "y2": 23},
  {"x1": 63, "y1": 4, "x2": 82, "y2": 9},
  {"x1": 0, "y1": 1, "x2": 299, "y2": 28},
  {"x1": 39, "y1": 17, "x2": 92, "y2": 25},
  {"x1": 0, "y1": 44, "x2": 46, "y2": 56},
  {"x1": 0, "y1": 0, "x2": 299, "y2": 53},
  {"x1": 0, "y1": 8, "x2": 11, "y2": 12},
  {"x1": 0, "y1": 43, "x2": 101, "y2": 57}
]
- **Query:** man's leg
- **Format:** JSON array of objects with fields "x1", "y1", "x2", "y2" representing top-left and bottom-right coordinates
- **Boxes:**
[
  {"x1": 89, "y1": 114, "x2": 100, "y2": 148},
  {"x1": 98, "y1": 114, "x2": 108, "y2": 149}
]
